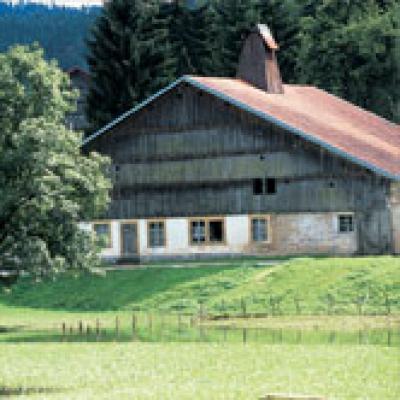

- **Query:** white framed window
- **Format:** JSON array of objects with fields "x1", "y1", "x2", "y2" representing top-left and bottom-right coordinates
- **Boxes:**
[
  {"x1": 147, "y1": 220, "x2": 166, "y2": 248},
  {"x1": 338, "y1": 214, "x2": 354, "y2": 233},
  {"x1": 93, "y1": 222, "x2": 112, "y2": 248},
  {"x1": 250, "y1": 216, "x2": 270, "y2": 243},
  {"x1": 189, "y1": 218, "x2": 225, "y2": 245}
]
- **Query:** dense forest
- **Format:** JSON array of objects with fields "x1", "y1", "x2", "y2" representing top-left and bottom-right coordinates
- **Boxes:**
[
  {"x1": 87, "y1": 0, "x2": 400, "y2": 129},
  {"x1": 0, "y1": 3, "x2": 100, "y2": 69},
  {"x1": 0, "y1": 1, "x2": 398, "y2": 128}
]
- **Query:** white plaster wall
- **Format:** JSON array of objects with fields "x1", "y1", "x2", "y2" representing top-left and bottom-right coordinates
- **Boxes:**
[
  {"x1": 139, "y1": 217, "x2": 243, "y2": 256},
  {"x1": 226, "y1": 215, "x2": 250, "y2": 248},
  {"x1": 84, "y1": 212, "x2": 358, "y2": 259}
]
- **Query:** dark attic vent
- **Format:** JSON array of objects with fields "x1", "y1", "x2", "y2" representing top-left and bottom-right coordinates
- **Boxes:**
[{"x1": 237, "y1": 24, "x2": 284, "y2": 94}]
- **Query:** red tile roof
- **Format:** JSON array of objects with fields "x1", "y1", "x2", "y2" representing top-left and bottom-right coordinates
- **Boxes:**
[{"x1": 189, "y1": 76, "x2": 400, "y2": 179}]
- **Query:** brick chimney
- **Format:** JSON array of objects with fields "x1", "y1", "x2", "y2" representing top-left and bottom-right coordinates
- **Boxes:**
[{"x1": 237, "y1": 24, "x2": 284, "y2": 94}]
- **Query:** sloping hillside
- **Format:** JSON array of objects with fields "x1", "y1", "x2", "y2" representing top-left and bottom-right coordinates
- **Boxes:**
[{"x1": 1, "y1": 257, "x2": 399, "y2": 316}]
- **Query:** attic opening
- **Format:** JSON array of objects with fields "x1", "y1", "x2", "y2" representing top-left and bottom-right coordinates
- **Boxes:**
[{"x1": 253, "y1": 178, "x2": 277, "y2": 195}]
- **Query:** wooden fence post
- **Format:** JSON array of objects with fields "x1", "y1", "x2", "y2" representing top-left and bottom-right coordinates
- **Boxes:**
[
  {"x1": 115, "y1": 316, "x2": 119, "y2": 338},
  {"x1": 96, "y1": 319, "x2": 100, "y2": 340},
  {"x1": 132, "y1": 313, "x2": 136, "y2": 337},
  {"x1": 242, "y1": 328, "x2": 247, "y2": 344}
]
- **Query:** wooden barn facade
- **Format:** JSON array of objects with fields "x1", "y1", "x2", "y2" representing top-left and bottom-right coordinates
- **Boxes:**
[{"x1": 82, "y1": 25, "x2": 400, "y2": 262}]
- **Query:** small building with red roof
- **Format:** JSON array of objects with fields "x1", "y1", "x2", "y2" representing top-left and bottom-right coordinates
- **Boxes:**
[{"x1": 82, "y1": 25, "x2": 400, "y2": 262}]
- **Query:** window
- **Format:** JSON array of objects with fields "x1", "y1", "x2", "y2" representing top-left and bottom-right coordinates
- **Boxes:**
[
  {"x1": 253, "y1": 178, "x2": 264, "y2": 195},
  {"x1": 190, "y1": 218, "x2": 225, "y2": 245},
  {"x1": 93, "y1": 222, "x2": 112, "y2": 248},
  {"x1": 338, "y1": 215, "x2": 354, "y2": 233},
  {"x1": 191, "y1": 220, "x2": 206, "y2": 243},
  {"x1": 250, "y1": 216, "x2": 270, "y2": 242},
  {"x1": 252, "y1": 178, "x2": 277, "y2": 195},
  {"x1": 265, "y1": 178, "x2": 277, "y2": 194},
  {"x1": 148, "y1": 221, "x2": 166, "y2": 248},
  {"x1": 209, "y1": 220, "x2": 224, "y2": 242}
]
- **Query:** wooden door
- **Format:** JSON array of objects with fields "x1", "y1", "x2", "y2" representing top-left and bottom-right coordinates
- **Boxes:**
[{"x1": 120, "y1": 223, "x2": 138, "y2": 257}]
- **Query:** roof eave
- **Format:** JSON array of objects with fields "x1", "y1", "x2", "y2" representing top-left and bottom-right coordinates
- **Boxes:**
[
  {"x1": 81, "y1": 77, "x2": 187, "y2": 147},
  {"x1": 82, "y1": 75, "x2": 400, "y2": 182},
  {"x1": 185, "y1": 76, "x2": 400, "y2": 182}
]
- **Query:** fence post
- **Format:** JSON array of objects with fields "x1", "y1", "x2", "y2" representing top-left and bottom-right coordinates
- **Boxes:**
[
  {"x1": 96, "y1": 319, "x2": 100, "y2": 340},
  {"x1": 78, "y1": 320, "x2": 83, "y2": 336},
  {"x1": 242, "y1": 328, "x2": 247, "y2": 344},
  {"x1": 132, "y1": 313, "x2": 136, "y2": 337},
  {"x1": 384, "y1": 292, "x2": 391, "y2": 315},
  {"x1": 62, "y1": 322, "x2": 66, "y2": 338},
  {"x1": 241, "y1": 298, "x2": 247, "y2": 318},
  {"x1": 294, "y1": 296, "x2": 302, "y2": 315},
  {"x1": 115, "y1": 316, "x2": 119, "y2": 338}
]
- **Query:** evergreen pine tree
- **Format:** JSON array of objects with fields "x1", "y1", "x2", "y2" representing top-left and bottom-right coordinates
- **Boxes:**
[
  {"x1": 258, "y1": 0, "x2": 302, "y2": 83},
  {"x1": 160, "y1": 0, "x2": 218, "y2": 76},
  {"x1": 214, "y1": 0, "x2": 260, "y2": 77},
  {"x1": 86, "y1": 0, "x2": 175, "y2": 131},
  {"x1": 188, "y1": 2, "x2": 222, "y2": 76}
]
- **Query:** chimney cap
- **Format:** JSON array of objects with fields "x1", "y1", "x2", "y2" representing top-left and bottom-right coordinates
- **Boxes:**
[{"x1": 255, "y1": 24, "x2": 279, "y2": 51}]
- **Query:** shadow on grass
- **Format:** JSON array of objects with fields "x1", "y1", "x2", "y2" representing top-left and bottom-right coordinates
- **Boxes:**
[
  {"x1": 0, "y1": 325, "x2": 25, "y2": 334},
  {"x1": 1, "y1": 326, "x2": 398, "y2": 347},
  {"x1": 0, "y1": 387, "x2": 66, "y2": 397},
  {"x1": 0, "y1": 263, "x2": 242, "y2": 311}
]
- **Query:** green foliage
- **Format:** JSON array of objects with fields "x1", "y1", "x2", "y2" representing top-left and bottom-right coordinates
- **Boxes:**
[
  {"x1": 2, "y1": 257, "x2": 399, "y2": 315},
  {"x1": 214, "y1": 0, "x2": 260, "y2": 76},
  {"x1": 160, "y1": 0, "x2": 221, "y2": 76},
  {"x1": 258, "y1": 0, "x2": 302, "y2": 83},
  {"x1": 0, "y1": 45, "x2": 111, "y2": 277},
  {"x1": 86, "y1": 0, "x2": 175, "y2": 130},
  {"x1": 296, "y1": 0, "x2": 400, "y2": 122}
]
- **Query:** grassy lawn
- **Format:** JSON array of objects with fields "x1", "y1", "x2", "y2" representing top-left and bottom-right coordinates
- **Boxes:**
[
  {"x1": 1, "y1": 256, "x2": 399, "y2": 316},
  {"x1": 1, "y1": 342, "x2": 399, "y2": 399},
  {"x1": 0, "y1": 256, "x2": 399, "y2": 399}
]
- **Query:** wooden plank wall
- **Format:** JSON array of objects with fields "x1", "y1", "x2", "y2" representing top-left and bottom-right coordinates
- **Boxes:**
[{"x1": 86, "y1": 83, "x2": 393, "y2": 254}]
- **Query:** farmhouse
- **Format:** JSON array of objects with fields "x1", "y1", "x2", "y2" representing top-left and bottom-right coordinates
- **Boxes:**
[{"x1": 82, "y1": 25, "x2": 400, "y2": 262}]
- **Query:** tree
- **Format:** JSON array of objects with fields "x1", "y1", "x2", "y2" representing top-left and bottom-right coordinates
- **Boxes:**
[
  {"x1": 258, "y1": 0, "x2": 302, "y2": 83},
  {"x1": 0, "y1": 45, "x2": 111, "y2": 277},
  {"x1": 160, "y1": 0, "x2": 220, "y2": 76},
  {"x1": 86, "y1": 0, "x2": 175, "y2": 131},
  {"x1": 214, "y1": 0, "x2": 260, "y2": 77},
  {"x1": 296, "y1": 0, "x2": 400, "y2": 122}
]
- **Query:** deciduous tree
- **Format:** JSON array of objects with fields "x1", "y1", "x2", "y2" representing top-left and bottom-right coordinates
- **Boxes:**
[{"x1": 0, "y1": 45, "x2": 111, "y2": 278}]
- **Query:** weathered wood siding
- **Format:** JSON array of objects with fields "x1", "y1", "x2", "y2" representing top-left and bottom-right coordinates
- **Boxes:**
[
  {"x1": 86, "y1": 83, "x2": 393, "y2": 254},
  {"x1": 390, "y1": 182, "x2": 400, "y2": 254}
]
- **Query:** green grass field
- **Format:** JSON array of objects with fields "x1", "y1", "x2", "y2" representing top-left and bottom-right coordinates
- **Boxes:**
[
  {"x1": 1, "y1": 256, "x2": 399, "y2": 315},
  {"x1": 1, "y1": 256, "x2": 399, "y2": 399},
  {"x1": 1, "y1": 342, "x2": 398, "y2": 399}
]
